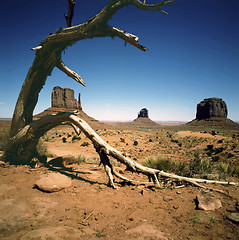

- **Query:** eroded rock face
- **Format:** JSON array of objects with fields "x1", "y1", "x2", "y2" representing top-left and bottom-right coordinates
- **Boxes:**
[
  {"x1": 138, "y1": 108, "x2": 149, "y2": 118},
  {"x1": 52, "y1": 86, "x2": 82, "y2": 110},
  {"x1": 196, "y1": 98, "x2": 227, "y2": 120}
]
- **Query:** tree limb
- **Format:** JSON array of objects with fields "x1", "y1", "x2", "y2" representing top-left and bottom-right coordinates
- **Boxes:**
[
  {"x1": 132, "y1": 0, "x2": 176, "y2": 14},
  {"x1": 65, "y1": 0, "x2": 76, "y2": 27},
  {"x1": 6, "y1": 112, "x2": 238, "y2": 194},
  {"x1": 56, "y1": 59, "x2": 86, "y2": 86},
  {"x1": 110, "y1": 27, "x2": 148, "y2": 51}
]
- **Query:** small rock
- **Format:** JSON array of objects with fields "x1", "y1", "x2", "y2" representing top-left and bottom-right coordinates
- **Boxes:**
[
  {"x1": 195, "y1": 194, "x2": 222, "y2": 211},
  {"x1": 35, "y1": 172, "x2": 72, "y2": 192},
  {"x1": 163, "y1": 196, "x2": 173, "y2": 202},
  {"x1": 0, "y1": 161, "x2": 8, "y2": 168},
  {"x1": 227, "y1": 212, "x2": 239, "y2": 224}
]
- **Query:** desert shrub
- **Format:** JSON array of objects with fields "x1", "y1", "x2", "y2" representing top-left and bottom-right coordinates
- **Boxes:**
[
  {"x1": 171, "y1": 139, "x2": 179, "y2": 144},
  {"x1": 149, "y1": 139, "x2": 153, "y2": 142},
  {"x1": 0, "y1": 126, "x2": 10, "y2": 151},
  {"x1": 206, "y1": 144, "x2": 214, "y2": 150},
  {"x1": 211, "y1": 155, "x2": 220, "y2": 162},
  {"x1": 143, "y1": 155, "x2": 187, "y2": 175},
  {"x1": 72, "y1": 135, "x2": 81, "y2": 141},
  {"x1": 86, "y1": 157, "x2": 100, "y2": 164},
  {"x1": 75, "y1": 155, "x2": 86, "y2": 164},
  {"x1": 133, "y1": 141, "x2": 138, "y2": 146},
  {"x1": 214, "y1": 147, "x2": 224, "y2": 154},
  {"x1": 188, "y1": 152, "x2": 212, "y2": 177},
  {"x1": 217, "y1": 162, "x2": 229, "y2": 177},
  {"x1": 217, "y1": 139, "x2": 223, "y2": 143},
  {"x1": 211, "y1": 131, "x2": 216, "y2": 136},
  {"x1": 227, "y1": 152, "x2": 234, "y2": 158},
  {"x1": 62, "y1": 137, "x2": 67, "y2": 143},
  {"x1": 120, "y1": 138, "x2": 125, "y2": 143},
  {"x1": 143, "y1": 155, "x2": 172, "y2": 171},
  {"x1": 81, "y1": 142, "x2": 89, "y2": 147},
  {"x1": 232, "y1": 166, "x2": 239, "y2": 177}
]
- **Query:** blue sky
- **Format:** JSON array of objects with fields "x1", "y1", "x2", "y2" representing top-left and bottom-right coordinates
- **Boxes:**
[{"x1": 1, "y1": 0, "x2": 238, "y2": 122}]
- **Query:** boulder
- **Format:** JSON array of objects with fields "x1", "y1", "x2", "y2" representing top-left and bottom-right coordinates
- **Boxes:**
[
  {"x1": 51, "y1": 86, "x2": 82, "y2": 110},
  {"x1": 195, "y1": 194, "x2": 222, "y2": 211},
  {"x1": 138, "y1": 108, "x2": 149, "y2": 118},
  {"x1": 35, "y1": 172, "x2": 72, "y2": 192},
  {"x1": 196, "y1": 98, "x2": 227, "y2": 120}
]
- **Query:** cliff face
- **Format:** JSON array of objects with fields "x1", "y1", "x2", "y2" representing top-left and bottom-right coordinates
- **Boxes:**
[
  {"x1": 196, "y1": 98, "x2": 227, "y2": 120},
  {"x1": 51, "y1": 86, "x2": 82, "y2": 110},
  {"x1": 187, "y1": 98, "x2": 239, "y2": 129}
]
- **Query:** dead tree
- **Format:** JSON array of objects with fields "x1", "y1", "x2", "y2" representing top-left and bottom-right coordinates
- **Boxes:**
[{"x1": 3, "y1": 0, "x2": 238, "y2": 191}]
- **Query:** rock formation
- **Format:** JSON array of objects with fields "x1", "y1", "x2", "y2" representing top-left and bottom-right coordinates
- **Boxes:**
[
  {"x1": 52, "y1": 86, "x2": 82, "y2": 110},
  {"x1": 138, "y1": 108, "x2": 149, "y2": 118},
  {"x1": 34, "y1": 86, "x2": 108, "y2": 129},
  {"x1": 187, "y1": 98, "x2": 239, "y2": 129},
  {"x1": 133, "y1": 108, "x2": 158, "y2": 127},
  {"x1": 196, "y1": 98, "x2": 227, "y2": 120}
]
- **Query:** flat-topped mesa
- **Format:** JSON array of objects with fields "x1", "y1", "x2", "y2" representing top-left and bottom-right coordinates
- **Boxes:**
[
  {"x1": 138, "y1": 108, "x2": 149, "y2": 118},
  {"x1": 196, "y1": 98, "x2": 227, "y2": 120},
  {"x1": 52, "y1": 86, "x2": 82, "y2": 110}
]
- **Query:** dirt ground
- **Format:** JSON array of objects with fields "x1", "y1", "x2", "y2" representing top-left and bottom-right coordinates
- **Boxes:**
[{"x1": 0, "y1": 123, "x2": 239, "y2": 239}]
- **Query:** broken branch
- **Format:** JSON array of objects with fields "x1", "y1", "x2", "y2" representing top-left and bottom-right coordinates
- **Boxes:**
[
  {"x1": 65, "y1": 0, "x2": 76, "y2": 27},
  {"x1": 110, "y1": 27, "x2": 148, "y2": 51},
  {"x1": 56, "y1": 59, "x2": 86, "y2": 87}
]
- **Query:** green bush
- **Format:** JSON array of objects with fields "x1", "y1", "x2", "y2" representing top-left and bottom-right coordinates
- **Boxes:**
[
  {"x1": 72, "y1": 135, "x2": 81, "y2": 141},
  {"x1": 75, "y1": 155, "x2": 86, "y2": 164},
  {"x1": 81, "y1": 142, "x2": 89, "y2": 147},
  {"x1": 143, "y1": 155, "x2": 187, "y2": 174},
  {"x1": 188, "y1": 152, "x2": 212, "y2": 177},
  {"x1": 133, "y1": 141, "x2": 138, "y2": 146}
]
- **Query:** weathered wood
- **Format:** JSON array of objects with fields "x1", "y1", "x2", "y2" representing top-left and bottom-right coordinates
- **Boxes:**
[
  {"x1": 65, "y1": 0, "x2": 76, "y2": 27},
  {"x1": 5, "y1": 112, "x2": 238, "y2": 192}
]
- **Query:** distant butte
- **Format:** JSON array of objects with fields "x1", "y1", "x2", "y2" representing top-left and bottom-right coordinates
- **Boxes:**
[
  {"x1": 187, "y1": 98, "x2": 239, "y2": 129},
  {"x1": 34, "y1": 86, "x2": 107, "y2": 129},
  {"x1": 132, "y1": 108, "x2": 159, "y2": 127}
]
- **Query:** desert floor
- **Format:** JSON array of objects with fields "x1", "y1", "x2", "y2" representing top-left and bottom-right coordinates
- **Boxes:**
[{"x1": 0, "y1": 121, "x2": 238, "y2": 239}]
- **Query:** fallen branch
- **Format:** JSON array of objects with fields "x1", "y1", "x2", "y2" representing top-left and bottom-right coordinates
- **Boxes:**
[{"x1": 6, "y1": 112, "x2": 238, "y2": 194}]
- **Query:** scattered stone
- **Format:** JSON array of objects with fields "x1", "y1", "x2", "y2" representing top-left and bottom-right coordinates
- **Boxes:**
[
  {"x1": 163, "y1": 196, "x2": 174, "y2": 202},
  {"x1": 34, "y1": 172, "x2": 72, "y2": 192},
  {"x1": 195, "y1": 194, "x2": 222, "y2": 211},
  {"x1": 227, "y1": 212, "x2": 239, "y2": 224}
]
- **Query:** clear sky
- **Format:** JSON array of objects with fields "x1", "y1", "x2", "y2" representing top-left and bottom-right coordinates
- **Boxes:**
[{"x1": 1, "y1": 0, "x2": 238, "y2": 122}]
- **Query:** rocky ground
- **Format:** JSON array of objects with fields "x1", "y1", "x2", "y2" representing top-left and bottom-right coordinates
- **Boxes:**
[{"x1": 0, "y1": 122, "x2": 239, "y2": 239}]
